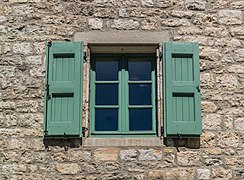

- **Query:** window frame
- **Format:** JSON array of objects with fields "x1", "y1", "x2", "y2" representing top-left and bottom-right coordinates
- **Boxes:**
[{"x1": 90, "y1": 53, "x2": 157, "y2": 137}]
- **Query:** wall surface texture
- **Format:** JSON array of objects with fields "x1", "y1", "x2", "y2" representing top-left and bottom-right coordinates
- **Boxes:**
[{"x1": 0, "y1": 0, "x2": 244, "y2": 179}]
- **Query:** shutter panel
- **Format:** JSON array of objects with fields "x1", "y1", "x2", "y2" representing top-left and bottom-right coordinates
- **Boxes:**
[
  {"x1": 44, "y1": 42, "x2": 83, "y2": 137},
  {"x1": 163, "y1": 42, "x2": 201, "y2": 137}
]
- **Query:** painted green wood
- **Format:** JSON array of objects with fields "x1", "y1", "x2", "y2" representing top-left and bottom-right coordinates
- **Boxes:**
[
  {"x1": 44, "y1": 42, "x2": 83, "y2": 137},
  {"x1": 163, "y1": 42, "x2": 201, "y2": 137},
  {"x1": 90, "y1": 54, "x2": 156, "y2": 136}
]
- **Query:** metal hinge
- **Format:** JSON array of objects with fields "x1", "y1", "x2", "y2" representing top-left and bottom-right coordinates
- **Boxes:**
[{"x1": 47, "y1": 41, "x2": 52, "y2": 47}]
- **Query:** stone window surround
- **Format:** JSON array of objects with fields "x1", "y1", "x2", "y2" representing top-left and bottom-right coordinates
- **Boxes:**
[{"x1": 75, "y1": 31, "x2": 169, "y2": 146}]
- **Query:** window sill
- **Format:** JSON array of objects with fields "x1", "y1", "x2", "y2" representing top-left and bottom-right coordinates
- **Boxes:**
[{"x1": 83, "y1": 137, "x2": 164, "y2": 147}]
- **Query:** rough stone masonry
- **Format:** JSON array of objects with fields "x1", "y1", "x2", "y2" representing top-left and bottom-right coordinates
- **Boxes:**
[{"x1": 0, "y1": 0, "x2": 244, "y2": 179}]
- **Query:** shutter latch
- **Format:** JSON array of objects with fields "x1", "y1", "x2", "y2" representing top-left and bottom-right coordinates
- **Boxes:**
[{"x1": 196, "y1": 85, "x2": 200, "y2": 92}]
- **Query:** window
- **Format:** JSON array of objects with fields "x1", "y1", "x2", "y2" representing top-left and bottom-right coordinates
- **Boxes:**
[
  {"x1": 90, "y1": 54, "x2": 157, "y2": 136},
  {"x1": 43, "y1": 41, "x2": 202, "y2": 139}
]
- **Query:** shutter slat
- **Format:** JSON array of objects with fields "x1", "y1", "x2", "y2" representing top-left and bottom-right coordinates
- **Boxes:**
[
  {"x1": 163, "y1": 42, "x2": 201, "y2": 137},
  {"x1": 44, "y1": 42, "x2": 83, "y2": 138}
]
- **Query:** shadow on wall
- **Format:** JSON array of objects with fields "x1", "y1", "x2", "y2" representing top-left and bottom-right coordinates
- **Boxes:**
[
  {"x1": 43, "y1": 138, "x2": 82, "y2": 150},
  {"x1": 165, "y1": 137, "x2": 200, "y2": 150}
]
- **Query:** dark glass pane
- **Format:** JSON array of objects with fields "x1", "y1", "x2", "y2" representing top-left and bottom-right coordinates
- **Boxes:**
[
  {"x1": 129, "y1": 84, "x2": 151, "y2": 105},
  {"x1": 129, "y1": 60, "x2": 151, "y2": 81},
  {"x1": 95, "y1": 108, "x2": 118, "y2": 131},
  {"x1": 96, "y1": 61, "x2": 118, "y2": 81},
  {"x1": 129, "y1": 108, "x2": 152, "y2": 131},
  {"x1": 96, "y1": 84, "x2": 118, "y2": 105}
]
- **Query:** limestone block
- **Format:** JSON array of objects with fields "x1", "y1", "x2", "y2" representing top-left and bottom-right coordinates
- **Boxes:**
[
  {"x1": 185, "y1": 0, "x2": 207, "y2": 10},
  {"x1": 25, "y1": 55, "x2": 42, "y2": 65},
  {"x1": 201, "y1": 101, "x2": 218, "y2": 113},
  {"x1": 94, "y1": 148, "x2": 118, "y2": 161},
  {"x1": 138, "y1": 149, "x2": 162, "y2": 161},
  {"x1": 223, "y1": 115, "x2": 234, "y2": 129},
  {"x1": 217, "y1": 132, "x2": 239, "y2": 148},
  {"x1": 203, "y1": 114, "x2": 222, "y2": 130},
  {"x1": 235, "y1": 49, "x2": 244, "y2": 62},
  {"x1": 200, "y1": 47, "x2": 221, "y2": 61},
  {"x1": 69, "y1": 150, "x2": 91, "y2": 161},
  {"x1": 141, "y1": 19, "x2": 157, "y2": 30},
  {"x1": 33, "y1": 42, "x2": 45, "y2": 55},
  {"x1": 148, "y1": 169, "x2": 195, "y2": 180},
  {"x1": 161, "y1": 18, "x2": 191, "y2": 27},
  {"x1": 29, "y1": 66, "x2": 45, "y2": 77},
  {"x1": 141, "y1": 0, "x2": 154, "y2": 7},
  {"x1": 9, "y1": 0, "x2": 28, "y2": 2},
  {"x1": 225, "y1": 157, "x2": 244, "y2": 167},
  {"x1": 227, "y1": 64, "x2": 244, "y2": 74},
  {"x1": 204, "y1": 157, "x2": 223, "y2": 166},
  {"x1": 196, "y1": 168, "x2": 211, "y2": 180},
  {"x1": 231, "y1": 1, "x2": 244, "y2": 9},
  {"x1": 201, "y1": 131, "x2": 216, "y2": 148},
  {"x1": 203, "y1": 148, "x2": 222, "y2": 155},
  {"x1": 118, "y1": 8, "x2": 127, "y2": 17},
  {"x1": 12, "y1": 5, "x2": 33, "y2": 15},
  {"x1": 230, "y1": 26, "x2": 244, "y2": 37},
  {"x1": 111, "y1": 19, "x2": 139, "y2": 30},
  {"x1": 233, "y1": 169, "x2": 244, "y2": 179},
  {"x1": 216, "y1": 74, "x2": 238, "y2": 91},
  {"x1": 0, "y1": 66, "x2": 15, "y2": 78},
  {"x1": 212, "y1": 167, "x2": 233, "y2": 179},
  {"x1": 235, "y1": 118, "x2": 244, "y2": 131},
  {"x1": 13, "y1": 42, "x2": 32, "y2": 55},
  {"x1": 177, "y1": 151, "x2": 201, "y2": 166},
  {"x1": 88, "y1": 18, "x2": 103, "y2": 30},
  {"x1": 120, "y1": 149, "x2": 137, "y2": 161},
  {"x1": 200, "y1": 73, "x2": 215, "y2": 89},
  {"x1": 56, "y1": 163, "x2": 81, "y2": 175},
  {"x1": 171, "y1": 10, "x2": 193, "y2": 18},
  {"x1": 218, "y1": 10, "x2": 242, "y2": 25}
]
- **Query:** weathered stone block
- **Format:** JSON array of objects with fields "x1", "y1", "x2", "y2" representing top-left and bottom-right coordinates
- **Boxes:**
[
  {"x1": 25, "y1": 55, "x2": 42, "y2": 65},
  {"x1": 12, "y1": 5, "x2": 33, "y2": 15},
  {"x1": 94, "y1": 148, "x2": 118, "y2": 161},
  {"x1": 69, "y1": 150, "x2": 91, "y2": 161},
  {"x1": 200, "y1": 47, "x2": 221, "y2": 61},
  {"x1": 148, "y1": 169, "x2": 195, "y2": 180},
  {"x1": 218, "y1": 10, "x2": 242, "y2": 25},
  {"x1": 120, "y1": 149, "x2": 137, "y2": 161},
  {"x1": 88, "y1": 18, "x2": 103, "y2": 30},
  {"x1": 161, "y1": 18, "x2": 191, "y2": 27},
  {"x1": 141, "y1": 19, "x2": 157, "y2": 30},
  {"x1": 111, "y1": 19, "x2": 139, "y2": 30},
  {"x1": 201, "y1": 101, "x2": 217, "y2": 113},
  {"x1": 141, "y1": 0, "x2": 154, "y2": 7},
  {"x1": 185, "y1": 0, "x2": 207, "y2": 10},
  {"x1": 223, "y1": 115, "x2": 234, "y2": 129},
  {"x1": 138, "y1": 149, "x2": 162, "y2": 161},
  {"x1": 225, "y1": 157, "x2": 244, "y2": 167},
  {"x1": 201, "y1": 131, "x2": 216, "y2": 148},
  {"x1": 13, "y1": 42, "x2": 32, "y2": 55},
  {"x1": 204, "y1": 157, "x2": 223, "y2": 166},
  {"x1": 177, "y1": 151, "x2": 201, "y2": 166},
  {"x1": 235, "y1": 118, "x2": 244, "y2": 131},
  {"x1": 217, "y1": 132, "x2": 239, "y2": 148},
  {"x1": 216, "y1": 74, "x2": 238, "y2": 91},
  {"x1": 56, "y1": 163, "x2": 80, "y2": 175},
  {"x1": 203, "y1": 114, "x2": 222, "y2": 130},
  {"x1": 196, "y1": 168, "x2": 210, "y2": 180},
  {"x1": 212, "y1": 167, "x2": 233, "y2": 179},
  {"x1": 200, "y1": 73, "x2": 215, "y2": 89}
]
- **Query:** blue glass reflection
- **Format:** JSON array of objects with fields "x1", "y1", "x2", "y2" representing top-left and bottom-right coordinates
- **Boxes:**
[
  {"x1": 129, "y1": 108, "x2": 152, "y2": 131},
  {"x1": 95, "y1": 108, "x2": 118, "y2": 131},
  {"x1": 96, "y1": 84, "x2": 118, "y2": 105},
  {"x1": 96, "y1": 61, "x2": 118, "y2": 81},
  {"x1": 129, "y1": 84, "x2": 151, "y2": 105},
  {"x1": 129, "y1": 60, "x2": 151, "y2": 81}
]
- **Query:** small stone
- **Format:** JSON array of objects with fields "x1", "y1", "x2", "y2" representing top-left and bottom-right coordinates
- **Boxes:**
[
  {"x1": 69, "y1": 150, "x2": 91, "y2": 161},
  {"x1": 203, "y1": 148, "x2": 222, "y2": 155},
  {"x1": 212, "y1": 167, "x2": 232, "y2": 179},
  {"x1": 201, "y1": 101, "x2": 217, "y2": 113},
  {"x1": 148, "y1": 169, "x2": 194, "y2": 180},
  {"x1": 161, "y1": 18, "x2": 191, "y2": 27},
  {"x1": 118, "y1": 8, "x2": 127, "y2": 17},
  {"x1": 177, "y1": 151, "x2": 200, "y2": 166},
  {"x1": 120, "y1": 149, "x2": 137, "y2": 161},
  {"x1": 88, "y1": 18, "x2": 103, "y2": 30},
  {"x1": 217, "y1": 132, "x2": 239, "y2": 148},
  {"x1": 9, "y1": 0, "x2": 28, "y2": 2},
  {"x1": 200, "y1": 73, "x2": 215, "y2": 89},
  {"x1": 196, "y1": 169, "x2": 211, "y2": 180},
  {"x1": 200, "y1": 131, "x2": 216, "y2": 148},
  {"x1": 0, "y1": 66, "x2": 15, "y2": 78},
  {"x1": 200, "y1": 47, "x2": 221, "y2": 61},
  {"x1": 204, "y1": 157, "x2": 223, "y2": 166},
  {"x1": 227, "y1": 64, "x2": 244, "y2": 74},
  {"x1": 33, "y1": 42, "x2": 45, "y2": 55},
  {"x1": 225, "y1": 157, "x2": 244, "y2": 167},
  {"x1": 12, "y1": 5, "x2": 33, "y2": 15},
  {"x1": 30, "y1": 66, "x2": 45, "y2": 77},
  {"x1": 235, "y1": 118, "x2": 244, "y2": 131},
  {"x1": 56, "y1": 163, "x2": 80, "y2": 175},
  {"x1": 185, "y1": 0, "x2": 207, "y2": 10},
  {"x1": 230, "y1": 26, "x2": 244, "y2": 37},
  {"x1": 138, "y1": 149, "x2": 162, "y2": 161},
  {"x1": 0, "y1": 16, "x2": 6, "y2": 23},
  {"x1": 218, "y1": 10, "x2": 242, "y2": 25},
  {"x1": 223, "y1": 116, "x2": 234, "y2": 129},
  {"x1": 94, "y1": 148, "x2": 118, "y2": 161},
  {"x1": 13, "y1": 42, "x2": 32, "y2": 55}
]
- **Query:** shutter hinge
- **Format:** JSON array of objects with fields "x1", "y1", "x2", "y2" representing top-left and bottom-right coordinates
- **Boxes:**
[
  {"x1": 47, "y1": 41, "x2": 52, "y2": 47},
  {"x1": 84, "y1": 51, "x2": 87, "y2": 62}
]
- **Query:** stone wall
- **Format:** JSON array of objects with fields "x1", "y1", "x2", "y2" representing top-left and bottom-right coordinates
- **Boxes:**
[{"x1": 0, "y1": 0, "x2": 243, "y2": 179}]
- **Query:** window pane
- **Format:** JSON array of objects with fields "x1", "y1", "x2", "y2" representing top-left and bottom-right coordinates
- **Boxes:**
[
  {"x1": 129, "y1": 84, "x2": 151, "y2": 105},
  {"x1": 95, "y1": 108, "x2": 118, "y2": 131},
  {"x1": 96, "y1": 84, "x2": 118, "y2": 105},
  {"x1": 96, "y1": 61, "x2": 118, "y2": 81},
  {"x1": 129, "y1": 60, "x2": 151, "y2": 81},
  {"x1": 129, "y1": 108, "x2": 152, "y2": 131}
]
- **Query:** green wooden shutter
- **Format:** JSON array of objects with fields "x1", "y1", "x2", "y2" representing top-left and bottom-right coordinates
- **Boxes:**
[
  {"x1": 44, "y1": 42, "x2": 83, "y2": 138},
  {"x1": 163, "y1": 42, "x2": 201, "y2": 137}
]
